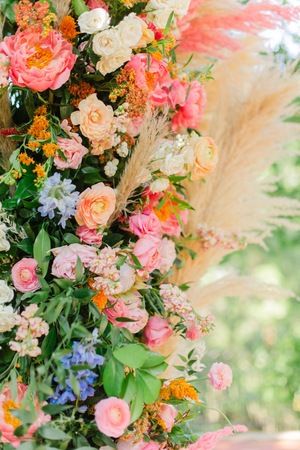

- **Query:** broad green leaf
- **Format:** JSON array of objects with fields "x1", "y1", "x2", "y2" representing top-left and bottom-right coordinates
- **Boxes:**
[
  {"x1": 63, "y1": 233, "x2": 80, "y2": 244},
  {"x1": 38, "y1": 425, "x2": 71, "y2": 441},
  {"x1": 141, "y1": 352, "x2": 166, "y2": 369},
  {"x1": 122, "y1": 373, "x2": 137, "y2": 403},
  {"x1": 137, "y1": 371, "x2": 161, "y2": 404},
  {"x1": 71, "y1": 0, "x2": 89, "y2": 16},
  {"x1": 129, "y1": 383, "x2": 144, "y2": 423},
  {"x1": 33, "y1": 229, "x2": 51, "y2": 277},
  {"x1": 113, "y1": 344, "x2": 148, "y2": 369},
  {"x1": 103, "y1": 357, "x2": 125, "y2": 397}
]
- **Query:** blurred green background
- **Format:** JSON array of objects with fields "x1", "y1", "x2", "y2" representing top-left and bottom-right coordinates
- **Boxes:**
[{"x1": 204, "y1": 150, "x2": 300, "y2": 432}]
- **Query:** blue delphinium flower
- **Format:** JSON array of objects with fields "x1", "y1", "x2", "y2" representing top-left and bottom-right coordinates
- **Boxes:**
[
  {"x1": 38, "y1": 173, "x2": 79, "y2": 228},
  {"x1": 50, "y1": 338, "x2": 104, "y2": 405}
]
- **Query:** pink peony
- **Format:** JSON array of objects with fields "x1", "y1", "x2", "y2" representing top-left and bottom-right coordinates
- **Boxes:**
[
  {"x1": 208, "y1": 362, "x2": 233, "y2": 391},
  {"x1": 95, "y1": 397, "x2": 130, "y2": 438},
  {"x1": 87, "y1": 0, "x2": 108, "y2": 10},
  {"x1": 11, "y1": 258, "x2": 40, "y2": 293},
  {"x1": 0, "y1": 29, "x2": 76, "y2": 92},
  {"x1": 52, "y1": 244, "x2": 97, "y2": 280},
  {"x1": 105, "y1": 295, "x2": 148, "y2": 334},
  {"x1": 158, "y1": 238, "x2": 176, "y2": 273},
  {"x1": 171, "y1": 80, "x2": 206, "y2": 132},
  {"x1": 54, "y1": 135, "x2": 88, "y2": 170},
  {"x1": 76, "y1": 226, "x2": 103, "y2": 245},
  {"x1": 133, "y1": 235, "x2": 162, "y2": 273},
  {"x1": 0, "y1": 383, "x2": 50, "y2": 448},
  {"x1": 158, "y1": 403, "x2": 178, "y2": 432},
  {"x1": 143, "y1": 316, "x2": 173, "y2": 348},
  {"x1": 186, "y1": 425, "x2": 247, "y2": 450},
  {"x1": 129, "y1": 211, "x2": 161, "y2": 238}
]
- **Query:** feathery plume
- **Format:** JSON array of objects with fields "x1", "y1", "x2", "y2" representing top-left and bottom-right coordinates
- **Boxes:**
[{"x1": 52, "y1": 0, "x2": 71, "y2": 22}]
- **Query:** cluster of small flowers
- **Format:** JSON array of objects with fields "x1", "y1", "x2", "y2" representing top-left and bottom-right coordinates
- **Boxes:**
[
  {"x1": 0, "y1": 280, "x2": 16, "y2": 333},
  {"x1": 160, "y1": 283, "x2": 194, "y2": 320},
  {"x1": 9, "y1": 304, "x2": 49, "y2": 357},
  {"x1": 198, "y1": 224, "x2": 247, "y2": 250},
  {"x1": 90, "y1": 247, "x2": 122, "y2": 295}
]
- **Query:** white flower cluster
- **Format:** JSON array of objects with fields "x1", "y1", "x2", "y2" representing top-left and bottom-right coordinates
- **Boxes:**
[
  {"x1": 0, "y1": 279, "x2": 16, "y2": 333},
  {"x1": 152, "y1": 134, "x2": 194, "y2": 177},
  {"x1": 146, "y1": 0, "x2": 192, "y2": 28}
]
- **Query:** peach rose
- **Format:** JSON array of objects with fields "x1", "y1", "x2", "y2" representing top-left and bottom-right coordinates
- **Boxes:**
[
  {"x1": 158, "y1": 403, "x2": 178, "y2": 432},
  {"x1": 143, "y1": 316, "x2": 173, "y2": 348},
  {"x1": 0, "y1": 29, "x2": 76, "y2": 92},
  {"x1": 95, "y1": 397, "x2": 130, "y2": 438},
  {"x1": 75, "y1": 182, "x2": 116, "y2": 230},
  {"x1": 11, "y1": 258, "x2": 40, "y2": 293},
  {"x1": 189, "y1": 135, "x2": 219, "y2": 180},
  {"x1": 71, "y1": 93, "x2": 114, "y2": 142}
]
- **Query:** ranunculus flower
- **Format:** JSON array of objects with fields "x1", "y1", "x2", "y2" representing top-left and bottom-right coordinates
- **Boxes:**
[
  {"x1": 11, "y1": 258, "x2": 40, "y2": 293},
  {"x1": 71, "y1": 93, "x2": 114, "y2": 142},
  {"x1": 54, "y1": 135, "x2": 88, "y2": 170},
  {"x1": 52, "y1": 244, "x2": 97, "y2": 280},
  {"x1": 95, "y1": 397, "x2": 130, "y2": 438},
  {"x1": 144, "y1": 316, "x2": 173, "y2": 348},
  {"x1": 189, "y1": 135, "x2": 219, "y2": 180},
  {"x1": 158, "y1": 403, "x2": 178, "y2": 432},
  {"x1": 76, "y1": 226, "x2": 103, "y2": 245},
  {"x1": 208, "y1": 362, "x2": 233, "y2": 391},
  {"x1": 78, "y1": 8, "x2": 110, "y2": 34},
  {"x1": 0, "y1": 383, "x2": 50, "y2": 448},
  {"x1": 133, "y1": 236, "x2": 162, "y2": 273},
  {"x1": 129, "y1": 211, "x2": 161, "y2": 238},
  {"x1": 0, "y1": 29, "x2": 76, "y2": 92},
  {"x1": 75, "y1": 182, "x2": 116, "y2": 230},
  {"x1": 158, "y1": 238, "x2": 176, "y2": 273}
]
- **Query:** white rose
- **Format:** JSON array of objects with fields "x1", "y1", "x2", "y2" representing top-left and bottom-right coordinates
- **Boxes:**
[
  {"x1": 0, "y1": 305, "x2": 16, "y2": 333},
  {"x1": 162, "y1": 153, "x2": 186, "y2": 175},
  {"x1": 96, "y1": 47, "x2": 132, "y2": 75},
  {"x1": 117, "y1": 13, "x2": 144, "y2": 48},
  {"x1": 147, "y1": 8, "x2": 173, "y2": 28},
  {"x1": 150, "y1": 177, "x2": 170, "y2": 193},
  {"x1": 78, "y1": 8, "x2": 110, "y2": 34},
  {"x1": 0, "y1": 280, "x2": 14, "y2": 304},
  {"x1": 93, "y1": 29, "x2": 121, "y2": 57}
]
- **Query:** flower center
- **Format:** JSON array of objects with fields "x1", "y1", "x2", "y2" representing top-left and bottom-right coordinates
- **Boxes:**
[
  {"x1": 92, "y1": 200, "x2": 106, "y2": 214},
  {"x1": 27, "y1": 45, "x2": 53, "y2": 69},
  {"x1": 20, "y1": 268, "x2": 32, "y2": 282},
  {"x1": 3, "y1": 400, "x2": 21, "y2": 429},
  {"x1": 109, "y1": 407, "x2": 122, "y2": 424},
  {"x1": 90, "y1": 111, "x2": 102, "y2": 123}
]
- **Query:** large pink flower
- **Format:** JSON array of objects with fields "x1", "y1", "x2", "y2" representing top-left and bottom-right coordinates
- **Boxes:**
[
  {"x1": 0, "y1": 29, "x2": 76, "y2": 92},
  {"x1": 95, "y1": 397, "x2": 130, "y2": 438},
  {"x1": 208, "y1": 362, "x2": 233, "y2": 391},
  {"x1": 158, "y1": 403, "x2": 178, "y2": 432},
  {"x1": 133, "y1": 235, "x2": 162, "y2": 273},
  {"x1": 171, "y1": 80, "x2": 206, "y2": 131},
  {"x1": 0, "y1": 383, "x2": 50, "y2": 448},
  {"x1": 143, "y1": 316, "x2": 173, "y2": 348},
  {"x1": 129, "y1": 211, "x2": 161, "y2": 238},
  {"x1": 52, "y1": 244, "x2": 97, "y2": 280},
  {"x1": 76, "y1": 226, "x2": 103, "y2": 245},
  {"x1": 54, "y1": 135, "x2": 88, "y2": 170},
  {"x1": 11, "y1": 258, "x2": 40, "y2": 293}
]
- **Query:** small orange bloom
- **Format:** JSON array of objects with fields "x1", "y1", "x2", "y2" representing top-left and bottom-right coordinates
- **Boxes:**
[
  {"x1": 92, "y1": 291, "x2": 108, "y2": 311},
  {"x1": 60, "y1": 16, "x2": 78, "y2": 41},
  {"x1": 33, "y1": 164, "x2": 46, "y2": 179},
  {"x1": 27, "y1": 141, "x2": 40, "y2": 151},
  {"x1": 18, "y1": 152, "x2": 34, "y2": 166},
  {"x1": 160, "y1": 379, "x2": 199, "y2": 402},
  {"x1": 42, "y1": 143, "x2": 58, "y2": 158}
]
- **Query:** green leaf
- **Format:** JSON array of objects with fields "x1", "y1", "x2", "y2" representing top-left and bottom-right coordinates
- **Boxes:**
[
  {"x1": 129, "y1": 383, "x2": 144, "y2": 423},
  {"x1": 43, "y1": 404, "x2": 72, "y2": 415},
  {"x1": 75, "y1": 257, "x2": 84, "y2": 282},
  {"x1": 17, "y1": 238, "x2": 33, "y2": 255},
  {"x1": 71, "y1": 0, "x2": 89, "y2": 16},
  {"x1": 103, "y1": 357, "x2": 125, "y2": 397},
  {"x1": 38, "y1": 425, "x2": 71, "y2": 441},
  {"x1": 113, "y1": 344, "x2": 148, "y2": 369},
  {"x1": 122, "y1": 373, "x2": 137, "y2": 403},
  {"x1": 63, "y1": 233, "x2": 80, "y2": 244},
  {"x1": 137, "y1": 371, "x2": 161, "y2": 404},
  {"x1": 141, "y1": 352, "x2": 166, "y2": 368},
  {"x1": 33, "y1": 228, "x2": 51, "y2": 277}
]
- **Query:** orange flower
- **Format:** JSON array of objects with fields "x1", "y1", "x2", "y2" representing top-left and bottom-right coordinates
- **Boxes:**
[
  {"x1": 28, "y1": 115, "x2": 50, "y2": 141},
  {"x1": 42, "y1": 143, "x2": 58, "y2": 158},
  {"x1": 160, "y1": 379, "x2": 199, "y2": 402},
  {"x1": 33, "y1": 164, "x2": 46, "y2": 179},
  {"x1": 92, "y1": 291, "x2": 108, "y2": 311},
  {"x1": 18, "y1": 152, "x2": 34, "y2": 166},
  {"x1": 27, "y1": 141, "x2": 40, "y2": 151},
  {"x1": 60, "y1": 16, "x2": 78, "y2": 42}
]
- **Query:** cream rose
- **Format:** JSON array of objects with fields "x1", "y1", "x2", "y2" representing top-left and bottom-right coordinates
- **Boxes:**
[
  {"x1": 116, "y1": 13, "x2": 144, "y2": 48},
  {"x1": 96, "y1": 47, "x2": 132, "y2": 76},
  {"x1": 93, "y1": 29, "x2": 121, "y2": 57},
  {"x1": 190, "y1": 135, "x2": 219, "y2": 180},
  {"x1": 0, "y1": 280, "x2": 14, "y2": 304},
  {"x1": 78, "y1": 8, "x2": 111, "y2": 34},
  {"x1": 71, "y1": 93, "x2": 114, "y2": 142}
]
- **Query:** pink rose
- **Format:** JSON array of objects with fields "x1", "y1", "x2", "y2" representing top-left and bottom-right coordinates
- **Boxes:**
[
  {"x1": 158, "y1": 238, "x2": 176, "y2": 273},
  {"x1": 95, "y1": 397, "x2": 130, "y2": 438},
  {"x1": 158, "y1": 403, "x2": 178, "y2": 432},
  {"x1": 52, "y1": 244, "x2": 97, "y2": 280},
  {"x1": 87, "y1": 0, "x2": 108, "y2": 10},
  {"x1": 171, "y1": 80, "x2": 206, "y2": 132},
  {"x1": 208, "y1": 362, "x2": 233, "y2": 391},
  {"x1": 11, "y1": 258, "x2": 40, "y2": 293},
  {"x1": 0, "y1": 29, "x2": 76, "y2": 92},
  {"x1": 75, "y1": 182, "x2": 116, "y2": 230},
  {"x1": 54, "y1": 135, "x2": 88, "y2": 170},
  {"x1": 76, "y1": 226, "x2": 103, "y2": 245},
  {"x1": 144, "y1": 316, "x2": 173, "y2": 348},
  {"x1": 0, "y1": 383, "x2": 50, "y2": 448},
  {"x1": 105, "y1": 295, "x2": 148, "y2": 334},
  {"x1": 129, "y1": 211, "x2": 161, "y2": 238},
  {"x1": 133, "y1": 236, "x2": 162, "y2": 273}
]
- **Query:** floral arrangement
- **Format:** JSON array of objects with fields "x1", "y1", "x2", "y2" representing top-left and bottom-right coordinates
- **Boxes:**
[{"x1": 2, "y1": 0, "x2": 298, "y2": 448}]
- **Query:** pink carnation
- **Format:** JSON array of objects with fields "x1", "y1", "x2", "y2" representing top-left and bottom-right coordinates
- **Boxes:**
[
  {"x1": 76, "y1": 226, "x2": 103, "y2": 245},
  {"x1": 95, "y1": 397, "x2": 130, "y2": 438},
  {"x1": 186, "y1": 425, "x2": 248, "y2": 450},
  {"x1": 129, "y1": 211, "x2": 161, "y2": 238},
  {"x1": 11, "y1": 258, "x2": 40, "y2": 293},
  {"x1": 0, "y1": 29, "x2": 76, "y2": 92},
  {"x1": 133, "y1": 235, "x2": 162, "y2": 273},
  {"x1": 143, "y1": 315, "x2": 173, "y2": 348},
  {"x1": 54, "y1": 135, "x2": 88, "y2": 170},
  {"x1": 208, "y1": 362, "x2": 233, "y2": 391},
  {"x1": 51, "y1": 244, "x2": 97, "y2": 280},
  {"x1": 0, "y1": 383, "x2": 50, "y2": 448}
]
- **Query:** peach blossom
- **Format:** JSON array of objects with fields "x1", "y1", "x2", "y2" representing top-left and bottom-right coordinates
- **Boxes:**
[
  {"x1": 75, "y1": 182, "x2": 116, "y2": 230},
  {"x1": 71, "y1": 93, "x2": 114, "y2": 142},
  {"x1": 76, "y1": 225, "x2": 103, "y2": 245},
  {"x1": 143, "y1": 316, "x2": 173, "y2": 348},
  {"x1": 133, "y1": 236, "x2": 162, "y2": 273},
  {"x1": 0, "y1": 30, "x2": 76, "y2": 92},
  {"x1": 54, "y1": 135, "x2": 88, "y2": 170},
  {"x1": 158, "y1": 403, "x2": 178, "y2": 432},
  {"x1": 208, "y1": 362, "x2": 233, "y2": 391},
  {"x1": 95, "y1": 397, "x2": 130, "y2": 438},
  {"x1": 11, "y1": 258, "x2": 40, "y2": 293}
]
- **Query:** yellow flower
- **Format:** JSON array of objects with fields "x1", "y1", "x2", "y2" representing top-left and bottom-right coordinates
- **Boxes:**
[
  {"x1": 42, "y1": 143, "x2": 58, "y2": 158},
  {"x1": 160, "y1": 379, "x2": 199, "y2": 402}
]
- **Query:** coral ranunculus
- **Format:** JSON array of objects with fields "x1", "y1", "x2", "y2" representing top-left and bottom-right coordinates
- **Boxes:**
[
  {"x1": 0, "y1": 30, "x2": 76, "y2": 92},
  {"x1": 95, "y1": 397, "x2": 130, "y2": 438}
]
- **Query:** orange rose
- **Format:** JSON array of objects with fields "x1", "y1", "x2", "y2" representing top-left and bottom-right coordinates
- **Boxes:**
[
  {"x1": 75, "y1": 182, "x2": 116, "y2": 229},
  {"x1": 190, "y1": 135, "x2": 219, "y2": 180}
]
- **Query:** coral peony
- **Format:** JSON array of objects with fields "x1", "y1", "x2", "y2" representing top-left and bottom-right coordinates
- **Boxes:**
[
  {"x1": 0, "y1": 30, "x2": 76, "y2": 92},
  {"x1": 171, "y1": 80, "x2": 206, "y2": 131},
  {"x1": 0, "y1": 383, "x2": 50, "y2": 448},
  {"x1": 95, "y1": 397, "x2": 130, "y2": 438},
  {"x1": 144, "y1": 315, "x2": 173, "y2": 348},
  {"x1": 208, "y1": 362, "x2": 233, "y2": 391},
  {"x1": 75, "y1": 182, "x2": 116, "y2": 230},
  {"x1": 11, "y1": 258, "x2": 40, "y2": 293}
]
